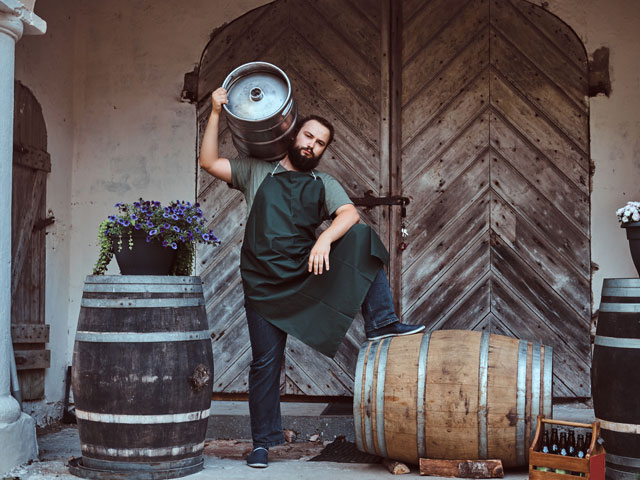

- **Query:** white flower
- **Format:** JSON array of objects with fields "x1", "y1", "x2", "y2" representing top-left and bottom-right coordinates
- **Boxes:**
[{"x1": 617, "y1": 201, "x2": 640, "y2": 224}]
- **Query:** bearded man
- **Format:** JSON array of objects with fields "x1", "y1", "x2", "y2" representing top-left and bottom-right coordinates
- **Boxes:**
[{"x1": 199, "y1": 87, "x2": 424, "y2": 468}]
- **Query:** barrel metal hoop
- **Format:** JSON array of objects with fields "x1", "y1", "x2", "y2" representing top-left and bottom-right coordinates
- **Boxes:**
[
  {"x1": 375, "y1": 338, "x2": 391, "y2": 458},
  {"x1": 602, "y1": 287, "x2": 640, "y2": 297},
  {"x1": 603, "y1": 278, "x2": 640, "y2": 288},
  {"x1": 603, "y1": 466, "x2": 640, "y2": 480},
  {"x1": 84, "y1": 275, "x2": 202, "y2": 285},
  {"x1": 600, "y1": 303, "x2": 640, "y2": 313},
  {"x1": 530, "y1": 343, "x2": 542, "y2": 447},
  {"x1": 81, "y1": 441, "x2": 205, "y2": 458},
  {"x1": 516, "y1": 339, "x2": 528, "y2": 465},
  {"x1": 597, "y1": 418, "x2": 640, "y2": 434},
  {"x1": 81, "y1": 297, "x2": 204, "y2": 308},
  {"x1": 353, "y1": 342, "x2": 369, "y2": 453},
  {"x1": 594, "y1": 335, "x2": 640, "y2": 349},
  {"x1": 416, "y1": 332, "x2": 431, "y2": 459},
  {"x1": 542, "y1": 346, "x2": 553, "y2": 417},
  {"x1": 477, "y1": 331, "x2": 490, "y2": 460},
  {"x1": 363, "y1": 340, "x2": 380, "y2": 455},
  {"x1": 75, "y1": 330, "x2": 211, "y2": 343},
  {"x1": 605, "y1": 453, "x2": 640, "y2": 469},
  {"x1": 83, "y1": 283, "x2": 203, "y2": 294},
  {"x1": 75, "y1": 408, "x2": 210, "y2": 424}
]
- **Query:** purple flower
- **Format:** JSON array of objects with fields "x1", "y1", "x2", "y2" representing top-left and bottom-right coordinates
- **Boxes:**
[
  {"x1": 163, "y1": 213, "x2": 170, "y2": 218},
  {"x1": 202, "y1": 233, "x2": 210, "y2": 241},
  {"x1": 162, "y1": 240, "x2": 168, "y2": 247},
  {"x1": 149, "y1": 229, "x2": 158, "y2": 236},
  {"x1": 186, "y1": 216, "x2": 192, "y2": 223},
  {"x1": 164, "y1": 223, "x2": 170, "y2": 229},
  {"x1": 172, "y1": 226, "x2": 180, "y2": 233},
  {"x1": 114, "y1": 202, "x2": 123, "y2": 207},
  {"x1": 146, "y1": 220, "x2": 154, "y2": 228},
  {"x1": 172, "y1": 214, "x2": 179, "y2": 220},
  {"x1": 134, "y1": 223, "x2": 141, "y2": 230},
  {"x1": 171, "y1": 242, "x2": 178, "y2": 250},
  {"x1": 146, "y1": 236, "x2": 152, "y2": 243},
  {"x1": 131, "y1": 214, "x2": 138, "y2": 221},
  {"x1": 108, "y1": 215, "x2": 116, "y2": 221},
  {"x1": 179, "y1": 235, "x2": 185, "y2": 242}
]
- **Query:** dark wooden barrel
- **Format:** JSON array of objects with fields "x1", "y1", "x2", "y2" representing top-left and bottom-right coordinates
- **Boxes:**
[
  {"x1": 592, "y1": 278, "x2": 640, "y2": 480},
  {"x1": 354, "y1": 330, "x2": 553, "y2": 467},
  {"x1": 69, "y1": 275, "x2": 213, "y2": 479}
]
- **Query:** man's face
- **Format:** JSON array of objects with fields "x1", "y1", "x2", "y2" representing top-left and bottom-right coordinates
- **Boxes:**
[{"x1": 288, "y1": 120, "x2": 331, "y2": 171}]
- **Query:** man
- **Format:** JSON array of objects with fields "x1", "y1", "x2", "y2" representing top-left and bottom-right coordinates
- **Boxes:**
[{"x1": 199, "y1": 87, "x2": 424, "y2": 468}]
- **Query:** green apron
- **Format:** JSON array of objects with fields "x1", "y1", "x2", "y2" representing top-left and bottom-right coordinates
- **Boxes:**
[{"x1": 240, "y1": 168, "x2": 389, "y2": 357}]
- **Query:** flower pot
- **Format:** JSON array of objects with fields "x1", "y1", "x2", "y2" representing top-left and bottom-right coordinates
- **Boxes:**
[
  {"x1": 113, "y1": 230, "x2": 177, "y2": 275},
  {"x1": 622, "y1": 221, "x2": 640, "y2": 276}
]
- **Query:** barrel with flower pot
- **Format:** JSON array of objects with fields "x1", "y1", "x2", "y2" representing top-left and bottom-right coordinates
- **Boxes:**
[{"x1": 70, "y1": 199, "x2": 219, "y2": 479}]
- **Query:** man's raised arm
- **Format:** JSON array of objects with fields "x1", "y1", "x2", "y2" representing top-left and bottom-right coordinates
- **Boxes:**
[{"x1": 199, "y1": 87, "x2": 232, "y2": 184}]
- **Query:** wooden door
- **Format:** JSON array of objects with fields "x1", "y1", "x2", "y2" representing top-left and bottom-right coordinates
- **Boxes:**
[
  {"x1": 398, "y1": 0, "x2": 590, "y2": 397},
  {"x1": 11, "y1": 81, "x2": 51, "y2": 400},
  {"x1": 196, "y1": 0, "x2": 591, "y2": 397},
  {"x1": 196, "y1": 0, "x2": 391, "y2": 396}
]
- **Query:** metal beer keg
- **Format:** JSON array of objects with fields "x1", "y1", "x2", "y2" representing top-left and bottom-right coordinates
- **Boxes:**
[{"x1": 222, "y1": 62, "x2": 297, "y2": 161}]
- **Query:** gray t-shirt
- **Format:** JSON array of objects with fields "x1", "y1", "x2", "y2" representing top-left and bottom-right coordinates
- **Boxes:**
[{"x1": 229, "y1": 157, "x2": 353, "y2": 219}]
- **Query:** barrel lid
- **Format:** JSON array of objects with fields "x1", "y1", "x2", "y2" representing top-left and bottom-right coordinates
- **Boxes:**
[{"x1": 222, "y1": 62, "x2": 291, "y2": 122}]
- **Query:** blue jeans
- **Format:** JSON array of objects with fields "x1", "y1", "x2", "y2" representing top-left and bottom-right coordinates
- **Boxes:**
[{"x1": 245, "y1": 268, "x2": 398, "y2": 448}]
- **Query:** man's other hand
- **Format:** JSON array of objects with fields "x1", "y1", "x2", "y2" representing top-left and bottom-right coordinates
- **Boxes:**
[{"x1": 308, "y1": 236, "x2": 331, "y2": 275}]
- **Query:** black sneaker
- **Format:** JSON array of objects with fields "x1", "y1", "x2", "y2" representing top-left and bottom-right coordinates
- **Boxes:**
[
  {"x1": 367, "y1": 322, "x2": 425, "y2": 341},
  {"x1": 246, "y1": 447, "x2": 268, "y2": 468}
]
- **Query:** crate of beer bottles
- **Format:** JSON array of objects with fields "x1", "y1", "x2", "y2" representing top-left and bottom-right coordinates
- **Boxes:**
[{"x1": 529, "y1": 416, "x2": 605, "y2": 480}]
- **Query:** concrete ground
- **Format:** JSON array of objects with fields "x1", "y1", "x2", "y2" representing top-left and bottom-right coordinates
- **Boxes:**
[{"x1": 4, "y1": 400, "x2": 593, "y2": 480}]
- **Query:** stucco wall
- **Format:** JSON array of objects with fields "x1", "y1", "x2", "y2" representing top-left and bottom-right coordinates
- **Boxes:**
[{"x1": 10, "y1": 0, "x2": 640, "y2": 419}]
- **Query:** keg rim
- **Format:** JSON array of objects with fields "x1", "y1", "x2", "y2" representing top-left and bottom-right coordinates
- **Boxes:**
[{"x1": 221, "y1": 61, "x2": 292, "y2": 123}]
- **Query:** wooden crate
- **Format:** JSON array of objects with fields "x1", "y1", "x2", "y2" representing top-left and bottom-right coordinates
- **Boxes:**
[{"x1": 529, "y1": 416, "x2": 605, "y2": 480}]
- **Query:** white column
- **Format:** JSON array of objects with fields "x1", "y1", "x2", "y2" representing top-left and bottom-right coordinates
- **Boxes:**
[{"x1": 0, "y1": 0, "x2": 45, "y2": 475}]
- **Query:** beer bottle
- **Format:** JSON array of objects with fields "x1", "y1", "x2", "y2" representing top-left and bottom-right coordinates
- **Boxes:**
[
  {"x1": 537, "y1": 429, "x2": 552, "y2": 471},
  {"x1": 541, "y1": 430, "x2": 551, "y2": 454},
  {"x1": 576, "y1": 434, "x2": 586, "y2": 459},
  {"x1": 551, "y1": 428, "x2": 560, "y2": 454},
  {"x1": 585, "y1": 432, "x2": 592, "y2": 454},
  {"x1": 568, "y1": 430, "x2": 576, "y2": 457},
  {"x1": 575, "y1": 434, "x2": 587, "y2": 477},
  {"x1": 556, "y1": 431, "x2": 569, "y2": 474}
]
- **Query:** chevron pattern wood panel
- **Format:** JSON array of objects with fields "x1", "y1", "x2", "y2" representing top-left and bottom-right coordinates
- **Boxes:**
[
  {"x1": 399, "y1": 0, "x2": 590, "y2": 397},
  {"x1": 196, "y1": 0, "x2": 389, "y2": 395}
]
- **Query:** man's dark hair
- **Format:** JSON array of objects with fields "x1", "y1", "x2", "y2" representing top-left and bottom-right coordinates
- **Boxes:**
[{"x1": 294, "y1": 114, "x2": 335, "y2": 146}]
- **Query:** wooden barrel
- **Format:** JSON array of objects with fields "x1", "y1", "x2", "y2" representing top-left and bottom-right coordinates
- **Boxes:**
[
  {"x1": 70, "y1": 275, "x2": 213, "y2": 479},
  {"x1": 353, "y1": 330, "x2": 553, "y2": 467},
  {"x1": 592, "y1": 278, "x2": 640, "y2": 480}
]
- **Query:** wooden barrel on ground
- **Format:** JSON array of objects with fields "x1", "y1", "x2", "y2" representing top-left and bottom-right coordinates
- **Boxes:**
[
  {"x1": 592, "y1": 278, "x2": 640, "y2": 480},
  {"x1": 353, "y1": 330, "x2": 553, "y2": 467},
  {"x1": 69, "y1": 275, "x2": 213, "y2": 480}
]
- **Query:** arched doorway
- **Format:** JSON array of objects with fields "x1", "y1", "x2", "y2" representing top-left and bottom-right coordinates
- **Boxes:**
[{"x1": 196, "y1": 0, "x2": 590, "y2": 399}]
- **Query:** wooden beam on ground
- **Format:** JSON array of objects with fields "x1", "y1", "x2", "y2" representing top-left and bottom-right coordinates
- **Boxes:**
[
  {"x1": 419, "y1": 459, "x2": 504, "y2": 478},
  {"x1": 382, "y1": 458, "x2": 410, "y2": 475}
]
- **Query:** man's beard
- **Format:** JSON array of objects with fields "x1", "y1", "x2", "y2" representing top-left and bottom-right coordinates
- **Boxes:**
[{"x1": 288, "y1": 144, "x2": 323, "y2": 171}]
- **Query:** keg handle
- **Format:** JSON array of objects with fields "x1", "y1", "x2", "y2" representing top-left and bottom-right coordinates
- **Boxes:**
[{"x1": 250, "y1": 87, "x2": 264, "y2": 102}]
